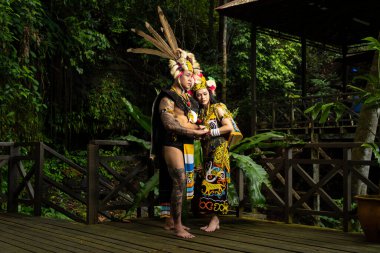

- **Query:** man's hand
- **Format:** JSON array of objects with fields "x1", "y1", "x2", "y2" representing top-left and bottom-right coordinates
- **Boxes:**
[{"x1": 193, "y1": 128, "x2": 209, "y2": 138}]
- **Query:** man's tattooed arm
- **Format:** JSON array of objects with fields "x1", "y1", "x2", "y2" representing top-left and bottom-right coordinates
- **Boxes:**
[{"x1": 159, "y1": 97, "x2": 193, "y2": 137}]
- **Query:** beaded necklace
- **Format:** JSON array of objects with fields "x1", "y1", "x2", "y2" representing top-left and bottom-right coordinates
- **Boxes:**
[
  {"x1": 170, "y1": 86, "x2": 191, "y2": 109},
  {"x1": 170, "y1": 86, "x2": 198, "y2": 123}
]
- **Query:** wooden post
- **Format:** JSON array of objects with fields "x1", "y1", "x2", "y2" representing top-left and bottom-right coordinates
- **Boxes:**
[
  {"x1": 284, "y1": 148, "x2": 293, "y2": 223},
  {"x1": 34, "y1": 142, "x2": 44, "y2": 216},
  {"x1": 236, "y1": 168, "x2": 244, "y2": 217},
  {"x1": 290, "y1": 100, "x2": 295, "y2": 128},
  {"x1": 7, "y1": 144, "x2": 19, "y2": 213},
  {"x1": 343, "y1": 147, "x2": 352, "y2": 232},
  {"x1": 311, "y1": 134, "x2": 320, "y2": 224},
  {"x1": 87, "y1": 143, "x2": 99, "y2": 224},
  {"x1": 147, "y1": 156, "x2": 155, "y2": 218}
]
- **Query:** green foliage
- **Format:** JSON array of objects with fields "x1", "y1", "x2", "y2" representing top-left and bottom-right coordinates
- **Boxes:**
[
  {"x1": 228, "y1": 21, "x2": 301, "y2": 92},
  {"x1": 362, "y1": 143, "x2": 380, "y2": 165},
  {"x1": 122, "y1": 98, "x2": 152, "y2": 134},
  {"x1": 194, "y1": 140, "x2": 203, "y2": 168},
  {"x1": 0, "y1": 0, "x2": 47, "y2": 141},
  {"x1": 305, "y1": 47, "x2": 341, "y2": 96},
  {"x1": 304, "y1": 101, "x2": 347, "y2": 124},
  {"x1": 230, "y1": 153, "x2": 270, "y2": 207},
  {"x1": 304, "y1": 37, "x2": 380, "y2": 125},
  {"x1": 88, "y1": 76, "x2": 131, "y2": 134},
  {"x1": 319, "y1": 198, "x2": 359, "y2": 231},
  {"x1": 125, "y1": 172, "x2": 159, "y2": 217},
  {"x1": 121, "y1": 135, "x2": 151, "y2": 150},
  {"x1": 227, "y1": 182, "x2": 239, "y2": 207},
  {"x1": 231, "y1": 131, "x2": 304, "y2": 154}
]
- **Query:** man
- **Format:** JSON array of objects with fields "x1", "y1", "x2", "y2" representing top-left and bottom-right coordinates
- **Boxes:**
[
  {"x1": 129, "y1": 7, "x2": 208, "y2": 238},
  {"x1": 152, "y1": 63, "x2": 208, "y2": 238}
]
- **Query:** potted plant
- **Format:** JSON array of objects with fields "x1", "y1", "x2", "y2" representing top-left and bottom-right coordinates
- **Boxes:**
[
  {"x1": 355, "y1": 143, "x2": 380, "y2": 243},
  {"x1": 354, "y1": 194, "x2": 380, "y2": 242}
]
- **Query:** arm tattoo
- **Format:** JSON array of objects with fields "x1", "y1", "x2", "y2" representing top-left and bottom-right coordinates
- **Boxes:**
[{"x1": 159, "y1": 97, "x2": 192, "y2": 137}]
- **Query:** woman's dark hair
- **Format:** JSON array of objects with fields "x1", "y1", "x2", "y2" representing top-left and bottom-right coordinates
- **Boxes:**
[
  {"x1": 201, "y1": 73, "x2": 218, "y2": 104},
  {"x1": 209, "y1": 91, "x2": 218, "y2": 104}
]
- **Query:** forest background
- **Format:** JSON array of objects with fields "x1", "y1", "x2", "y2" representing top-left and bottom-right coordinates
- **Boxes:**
[{"x1": 0, "y1": 0, "x2": 341, "y2": 150}]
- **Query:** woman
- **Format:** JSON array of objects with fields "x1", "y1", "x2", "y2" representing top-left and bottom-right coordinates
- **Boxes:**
[{"x1": 192, "y1": 75, "x2": 234, "y2": 232}]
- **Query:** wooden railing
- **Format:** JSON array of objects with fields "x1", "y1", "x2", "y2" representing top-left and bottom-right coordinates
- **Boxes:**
[
  {"x1": 0, "y1": 141, "x2": 152, "y2": 224},
  {"x1": 256, "y1": 93, "x2": 361, "y2": 131},
  {"x1": 87, "y1": 140, "x2": 153, "y2": 224},
  {"x1": 2, "y1": 142, "x2": 87, "y2": 222},
  {"x1": 2, "y1": 141, "x2": 380, "y2": 232},
  {"x1": 259, "y1": 142, "x2": 380, "y2": 232}
]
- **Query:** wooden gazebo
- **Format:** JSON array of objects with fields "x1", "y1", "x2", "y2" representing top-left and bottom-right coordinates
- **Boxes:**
[{"x1": 217, "y1": 0, "x2": 380, "y2": 134}]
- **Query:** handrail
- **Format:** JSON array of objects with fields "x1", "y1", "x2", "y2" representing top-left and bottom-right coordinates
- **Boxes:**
[
  {"x1": 2, "y1": 140, "x2": 379, "y2": 231},
  {"x1": 259, "y1": 142, "x2": 380, "y2": 232}
]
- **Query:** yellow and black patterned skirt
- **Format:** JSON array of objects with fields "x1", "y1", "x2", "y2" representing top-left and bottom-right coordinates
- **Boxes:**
[{"x1": 199, "y1": 140, "x2": 230, "y2": 215}]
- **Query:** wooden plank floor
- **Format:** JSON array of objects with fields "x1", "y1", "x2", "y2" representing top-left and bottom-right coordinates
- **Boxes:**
[{"x1": 0, "y1": 213, "x2": 379, "y2": 253}]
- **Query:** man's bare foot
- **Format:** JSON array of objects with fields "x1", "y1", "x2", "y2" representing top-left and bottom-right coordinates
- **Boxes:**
[
  {"x1": 200, "y1": 216, "x2": 220, "y2": 232},
  {"x1": 164, "y1": 218, "x2": 190, "y2": 230},
  {"x1": 165, "y1": 224, "x2": 190, "y2": 230},
  {"x1": 175, "y1": 228, "x2": 195, "y2": 239}
]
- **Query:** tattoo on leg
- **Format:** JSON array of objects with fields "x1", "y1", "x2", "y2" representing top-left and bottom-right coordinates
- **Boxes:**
[{"x1": 168, "y1": 167, "x2": 186, "y2": 221}]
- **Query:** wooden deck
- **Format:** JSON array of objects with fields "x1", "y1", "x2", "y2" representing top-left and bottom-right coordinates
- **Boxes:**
[{"x1": 0, "y1": 213, "x2": 379, "y2": 253}]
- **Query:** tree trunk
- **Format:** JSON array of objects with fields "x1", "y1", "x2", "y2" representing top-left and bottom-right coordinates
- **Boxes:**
[
  {"x1": 352, "y1": 37, "x2": 380, "y2": 195},
  {"x1": 208, "y1": 0, "x2": 216, "y2": 51},
  {"x1": 218, "y1": 0, "x2": 227, "y2": 103}
]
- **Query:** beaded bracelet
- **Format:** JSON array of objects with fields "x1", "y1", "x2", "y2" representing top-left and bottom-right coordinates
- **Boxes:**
[{"x1": 210, "y1": 128, "x2": 221, "y2": 137}]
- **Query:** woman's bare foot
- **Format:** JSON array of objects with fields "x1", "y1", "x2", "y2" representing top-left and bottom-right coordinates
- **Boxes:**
[{"x1": 200, "y1": 216, "x2": 220, "y2": 232}]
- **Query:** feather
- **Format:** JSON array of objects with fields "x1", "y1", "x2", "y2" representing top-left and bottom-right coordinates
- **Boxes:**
[
  {"x1": 157, "y1": 6, "x2": 178, "y2": 52},
  {"x1": 131, "y1": 28, "x2": 172, "y2": 58},
  {"x1": 127, "y1": 48, "x2": 171, "y2": 59},
  {"x1": 145, "y1": 22, "x2": 176, "y2": 59}
]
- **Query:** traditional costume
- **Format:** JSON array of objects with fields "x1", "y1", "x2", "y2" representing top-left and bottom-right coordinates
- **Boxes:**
[
  {"x1": 192, "y1": 77, "x2": 242, "y2": 215},
  {"x1": 128, "y1": 7, "x2": 200, "y2": 217}
]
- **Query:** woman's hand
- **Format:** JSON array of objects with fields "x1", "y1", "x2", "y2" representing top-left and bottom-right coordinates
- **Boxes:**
[{"x1": 193, "y1": 128, "x2": 209, "y2": 138}]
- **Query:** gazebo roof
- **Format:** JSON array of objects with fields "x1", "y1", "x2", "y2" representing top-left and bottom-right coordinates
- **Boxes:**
[{"x1": 216, "y1": 0, "x2": 380, "y2": 47}]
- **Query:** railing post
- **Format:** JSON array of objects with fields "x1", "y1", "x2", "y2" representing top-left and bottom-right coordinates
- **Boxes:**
[
  {"x1": 147, "y1": 157, "x2": 155, "y2": 218},
  {"x1": 87, "y1": 143, "x2": 99, "y2": 224},
  {"x1": 311, "y1": 139, "x2": 320, "y2": 225},
  {"x1": 342, "y1": 147, "x2": 352, "y2": 232},
  {"x1": 284, "y1": 147, "x2": 293, "y2": 223},
  {"x1": 290, "y1": 100, "x2": 295, "y2": 128},
  {"x1": 7, "y1": 144, "x2": 19, "y2": 213},
  {"x1": 34, "y1": 142, "x2": 44, "y2": 216},
  {"x1": 236, "y1": 167, "x2": 244, "y2": 217}
]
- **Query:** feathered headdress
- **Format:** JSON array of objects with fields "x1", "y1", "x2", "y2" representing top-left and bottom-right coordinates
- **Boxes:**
[
  {"x1": 128, "y1": 6, "x2": 199, "y2": 79},
  {"x1": 192, "y1": 74, "x2": 217, "y2": 96}
]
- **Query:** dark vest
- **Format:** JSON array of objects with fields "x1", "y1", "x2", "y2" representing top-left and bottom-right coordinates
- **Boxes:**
[{"x1": 150, "y1": 88, "x2": 198, "y2": 157}]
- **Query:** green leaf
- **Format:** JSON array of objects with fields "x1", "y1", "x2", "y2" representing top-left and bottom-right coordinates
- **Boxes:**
[
  {"x1": 125, "y1": 172, "x2": 158, "y2": 217},
  {"x1": 194, "y1": 140, "x2": 203, "y2": 167},
  {"x1": 362, "y1": 143, "x2": 380, "y2": 165},
  {"x1": 122, "y1": 97, "x2": 151, "y2": 133},
  {"x1": 227, "y1": 182, "x2": 239, "y2": 207},
  {"x1": 319, "y1": 103, "x2": 333, "y2": 124},
  {"x1": 123, "y1": 135, "x2": 151, "y2": 150},
  {"x1": 230, "y1": 153, "x2": 270, "y2": 207}
]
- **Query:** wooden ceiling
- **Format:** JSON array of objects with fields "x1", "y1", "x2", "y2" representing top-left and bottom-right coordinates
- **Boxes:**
[{"x1": 217, "y1": 0, "x2": 380, "y2": 47}]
